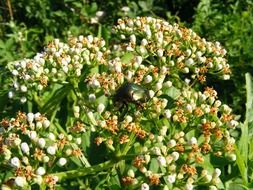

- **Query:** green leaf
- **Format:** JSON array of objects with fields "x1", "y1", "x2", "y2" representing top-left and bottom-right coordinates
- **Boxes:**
[
  {"x1": 40, "y1": 84, "x2": 72, "y2": 115},
  {"x1": 245, "y1": 73, "x2": 253, "y2": 123},
  {"x1": 149, "y1": 158, "x2": 159, "y2": 173},
  {"x1": 121, "y1": 52, "x2": 134, "y2": 64},
  {"x1": 0, "y1": 90, "x2": 8, "y2": 112},
  {"x1": 235, "y1": 145, "x2": 248, "y2": 186},
  {"x1": 163, "y1": 86, "x2": 181, "y2": 99}
]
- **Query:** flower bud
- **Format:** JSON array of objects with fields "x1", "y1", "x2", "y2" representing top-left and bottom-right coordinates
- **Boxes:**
[
  {"x1": 10, "y1": 157, "x2": 20, "y2": 168},
  {"x1": 15, "y1": 176, "x2": 27, "y2": 187},
  {"x1": 97, "y1": 103, "x2": 105, "y2": 114},
  {"x1": 157, "y1": 156, "x2": 166, "y2": 166},
  {"x1": 42, "y1": 120, "x2": 50, "y2": 128},
  {"x1": 47, "y1": 146, "x2": 56, "y2": 155},
  {"x1": 144, "y1": 75, "x2": 152, "y2": 84},
  {"x1": 36, "y1": 167, "x2": 46, "y2": 176},
  {"x1": 20, "y1": 142, "x2": 30, "y2": 155},
  {"x1": 58, "y1": 157, "x2": 67, "y2": 166},
  {"x1": 127, "y1": 169, "x2": 135, "y2": 178}
]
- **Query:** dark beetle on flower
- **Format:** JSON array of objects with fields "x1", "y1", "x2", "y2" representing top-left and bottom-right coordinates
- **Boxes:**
[{"x1": 114, "y1": 83, "x2": 150, "y2": 107}]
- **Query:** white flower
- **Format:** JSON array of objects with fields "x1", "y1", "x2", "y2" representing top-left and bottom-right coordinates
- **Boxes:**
[
  {"x1": 227, "y1": 153, "x2": 236, "y2": 161},
  {"x1": 130, "y1": 34, "x2": 136, "y2": 44},
  {"x1": 12, "y1": 69, "x2": 19, "y2": 76},
  {"x1": 22, "y1": 156, "x2": 29, "y2": 165},
  {"x1": 185, "y1": 49, "x2": 192, "y2": 56},
  {"x1": 144, "y1": 154, "x2": 151, "y2": 163},
  {"x1": 58, "y1": 157, "x2": 67, "y2": 166},
  {"x1": 87, "y1": 35, "x2": 94, "y2": 43},
  {"x1": 34, "y1": 112, "x2": 41, "y2": 120},
  {"x1": 43, "y1": 156, "x2": 50, "y2": 163},
  {"x1": 15, "y1": 176, "x2": 27, "y2": 187},
  {"x1": 8, "y1": 91, "x2": 14, "y2": 98},
  {"x1": 152, "y1": 147, "x2": 161, "y2": 155},
  {"x1": 182, "y1": 67, "x2": 189, "y2": 73},
  {"x1": 75, "y1": 137, "x2": 82, "y2": 145},
  {"x1": 148, "y1": 90, "x2": 155, "y2": 98},
  {"x1": 127, "y1": 169, "x2": 135, "y2": 178},
  {"x1": 157, "y1": 156, "x2": 166, "y2": 166},
  {"x1": 141, "y1": 183, "x2": 149, "y2": 190},
  {"x1": 91, "y1": 79, "x2": 100, "y2": 88},
  {"x1": 4, "y1": 149, "x2": 11, "y2": 160},
  {"x1": 14, "y1": 138, "x2": 21, "y2": 146},
  {"x1": 10, "y1": 157, "x2": 20, "y2": 168},
  {"x1": 20, "y1": 142, "x2": 30, "y2": 155},
  {"x1": 136, "y1": 56, "x2": 143, "y2": 65},
  {"x1": 186, "y1": 104, "x2": 193, "y2": 113},
  {"x1": 125, "y1": 115, "x2": 133, "y2": 123},
  {"x1": 48, "y1": 132, "x2": 56, "y2": 141},
  {"x1": 204, "y1": 174, "x2": 212, "y2": 182},
  {"x1": 155, "y1": 82, "x2": 162, "y2": 91},
  {"x1": 185, "y1": 58, "x2": 194, "y2": 66},
  {"x1": 188, "y1": 137, "x2": 197, "y2": 145},
  {"x1": 163, "y1": 81, "x2": 172, "y2": 88},
  {"x1": 168, "y1": 139, "x2": 176, "y2": 148},
  {"x1": 27, "y1": 113, "x2": 34, "y2": 123},
  {"x1": 164, "y1": 109, "x2": 171, "y2": 119},
  {"x1": 20, "y1": 96, "x2": 27, "y2": 103},
  {"x1": 157, "y1": 49, "x2": 164, "y2": 57},
  {"x1": 67, "y1": 135, "x2": 73, "y2": 141},
  {"x1": 97, "y1": 103, "x2": 105, "y2": 114},
  {"x1": 141, "y1": 39, "x2": 148, "y2": 46},
  {"x1": 213, "y1": 168, "x2": 221, "y2": 178},
  {"x1": 144, "y1": 75, "x2": 152, "y2": 83},
  {"x1": 160, "y1": 126, "x2": 167, "y2": 136},
  {"x1": 28, "y1": 131, "x2": 37, "y2": 140},
  {"x1": 167, "y1": 173, "x2": 177, "y2": 184},
  {"x1": 36, "y1": 122, "x2": 42, "y2": 129},
  {"x1": 88, "y1": 94, "x2": 96, "y2": 102},
  {"x1": 121, "y1": 6, "x2": 130, "y2": 12},
  {"x1": 214, "y1": 100, "x2": 221, "y2": 107},
  {"x1": 20, "y1": 85, "x2": 27, "y2": 92},
  {"x1": 73, "y1": 106, "x2": 80, "y2": 113},
  {"x1": 185, "y1": 183, "x2": 193, "y2": 190},
  {"x1": 34, "y1": 176, "x2": 43, "y2": 185},
  {"x1": 36, "y1": 167, "x2": 46, "y2": 176},
  {"x1": 42, "y1": 120, "x2": 50, "y2": 128},
  {"x1": 171, "y1": 152, "x2": 179, "y2": 161},
  {"x1": 95, "y1": 11, "x2": 105, "y2": 18},
  {"x1": 223, "y1": 74, "x2": 230, "y2": 80},
  {"x1": 47, "y1": 146, "x2": 57, "y2": 155}
]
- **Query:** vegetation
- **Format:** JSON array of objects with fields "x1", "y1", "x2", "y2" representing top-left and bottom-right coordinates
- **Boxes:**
[{"x1": 0, "y1": 0, "x2": 252, "y2": 189}]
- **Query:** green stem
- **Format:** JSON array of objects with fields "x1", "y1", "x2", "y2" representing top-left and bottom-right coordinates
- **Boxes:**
[{"x1": 53, "y1": 159, "x2": 117, "y2": 181}]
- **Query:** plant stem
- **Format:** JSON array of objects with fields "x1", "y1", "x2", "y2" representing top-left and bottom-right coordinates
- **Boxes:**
[
  {"x1": 6, "y1": 0, "x2": 13, "y2": 20},
  {"x1": 53, "y1": 159, "x2": 117, "y2": 181}
]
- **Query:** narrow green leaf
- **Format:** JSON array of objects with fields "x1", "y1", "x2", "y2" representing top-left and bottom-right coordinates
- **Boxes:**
[
  {"x1": 235, "y1": 145, "x2": 248, "y2": 185},
  {"x1": 245, "y1": 73, "x2": 253, "y2": 123}
]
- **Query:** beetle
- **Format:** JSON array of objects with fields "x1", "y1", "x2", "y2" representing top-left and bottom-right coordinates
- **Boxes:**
[{"x1": 114, "y1": 82, "x2": 150, "y2": 108}]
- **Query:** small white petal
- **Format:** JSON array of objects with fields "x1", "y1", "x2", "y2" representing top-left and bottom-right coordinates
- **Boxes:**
[
  {"x1": 36, "y1": 167, "x2": 46, "y2": 176},
  {"x1": 15, "y1": 176, "x2": 27, "y2": 187},
  {"x1": 58, "y1": 157, "x2": 67, "y2": 166},
  {"x1": 47, "y1": 146, "x2": 56, "y2": 155}
]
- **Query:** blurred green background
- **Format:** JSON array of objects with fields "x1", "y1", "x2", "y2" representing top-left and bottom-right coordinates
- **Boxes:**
[{"x1": 1, "y1": 0, "x2": 253, "y2": 119}]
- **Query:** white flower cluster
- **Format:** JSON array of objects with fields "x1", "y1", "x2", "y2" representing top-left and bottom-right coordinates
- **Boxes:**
[{"x1": 7, "y1": 35, "x2": 107, "y2": 103}]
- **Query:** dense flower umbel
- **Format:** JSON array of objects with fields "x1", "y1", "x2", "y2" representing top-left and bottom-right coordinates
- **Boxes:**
[
  {"x1": 3, "y1": 17, "x2": 238, "y2": 189},
  {"x1": 0, "y1": 112, "x2": 82, "y2": 189}
]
